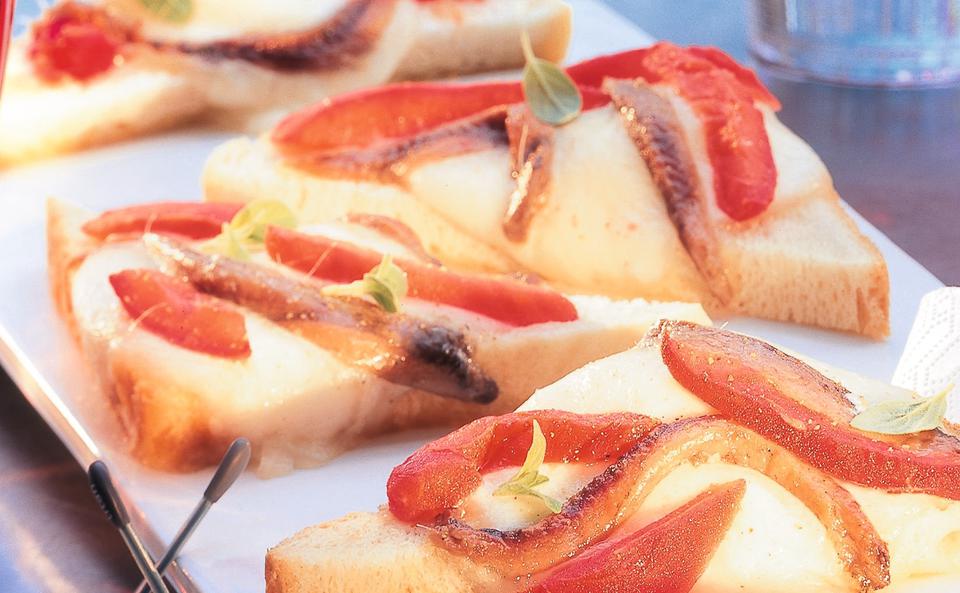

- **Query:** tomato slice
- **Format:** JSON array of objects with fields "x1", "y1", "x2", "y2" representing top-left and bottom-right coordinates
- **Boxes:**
[
  {"x1": 659, "y1": 320, "x2": 960, "y2": 500},
  {"x1": 264, "y1": 226, "x2": 579, "y2": 326},
  {"x1": 272, "y1": 79, "x2": 609, "y2": 155},
  {"x1": 273, "y1": 81, "x2": 523, "y2": 153},
  {"x1": 82, "y1": 202, "x2": 244, "y2": 240},
  {"x1": 567, "y1": 44, "x2": 780, "y2": 110},
  {"x1": 29, "y1": 2, "x2": 136, "y2": 82},
  {"x1": 109, "y1": 269, "x2": 251, "y2": 359},
  {"x1": 685, "y1": 46, "x2": 781, "y2": 109},
  {"x1": 569, "y1": 43, "x2": 777, "y2": 221},
  {"x1": 525, "y1": 480, "x2": 745, "y2": 593},
  {"x1": 635, "y1": 44, "x2": 776, "y2": 221},
  {"x1": 386, "y1": 410, "x2": 660, "y2": 523}
]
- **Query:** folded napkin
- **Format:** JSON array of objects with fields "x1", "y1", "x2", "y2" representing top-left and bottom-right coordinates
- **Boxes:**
[{"x1": 893, "y1": 287, "x2": 960, "y2": 421}]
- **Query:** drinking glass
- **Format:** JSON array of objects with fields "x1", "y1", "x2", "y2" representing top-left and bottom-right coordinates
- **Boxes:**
[{"x1": 749, "y1": 0, "x2": 960, "y2": 87}]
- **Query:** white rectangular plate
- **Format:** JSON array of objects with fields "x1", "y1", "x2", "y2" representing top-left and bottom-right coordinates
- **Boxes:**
[{"x1": 0, "y1": 2, "x2": 953, "y2": 592}]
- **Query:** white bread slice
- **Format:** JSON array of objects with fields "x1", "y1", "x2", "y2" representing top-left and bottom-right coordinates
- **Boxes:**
[
  {"x1": 265, "y1": 337, "x2": 960, "y2": 593},
  {"x1": 0, "y1": 0, "x2": 571, "y2": 166},
  {"x1": 202, "y1": 98, "x2": 888, "y2": 337},
  {"x1": 265, "y1": 511, "x2": 500, "y2": 593},
  {"x1": 0, "y1": 41, "x2": 204, "y2": 166},
  {"x1": 47, "y1": 198, "x2": 708, "y2": 473},
  {"x1": 392, "y1": 0, "x2": 571, "y2": 81}
]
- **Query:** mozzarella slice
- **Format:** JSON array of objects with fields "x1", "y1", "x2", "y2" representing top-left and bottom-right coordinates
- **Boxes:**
[{"x1": 406, "y1": 106, "x2": 711, "y2": 303}]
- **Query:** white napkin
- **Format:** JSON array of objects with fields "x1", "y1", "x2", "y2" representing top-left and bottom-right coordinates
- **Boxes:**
[{"x1": 893, "y1": 287, "x2": 960, "y2": 420}]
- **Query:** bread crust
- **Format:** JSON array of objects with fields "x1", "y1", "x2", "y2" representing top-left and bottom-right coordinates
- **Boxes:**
[
  {"x1": 46, "y1": 198, "x2": 99, "y2": 337},
  {"x1": 47, "y1": 198, "x2": 703, "y2": 472},
  {"x1": 393, "y1": 0, "x2": 572, "y2": 81},
  {"x1": 718, "y1": 186, "x2": 889, "y2": 339},
  {"x1": 265, "y1": 510, "x2": 498, "y2": 593},
  {"x1": 0, "y1": 43, "x2": 204, "y2": 167}
]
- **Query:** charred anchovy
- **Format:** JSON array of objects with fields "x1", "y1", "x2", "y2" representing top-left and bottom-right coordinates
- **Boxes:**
[
  {"x1": 143, "y1": 234, "x2": 498, "y2": 404},
  {"x1": 433, "y1": 417, "x2": 890, "y2": 592},
  {"x1": 288, "y1": 106, "x2": 509, "y2": 183},
  {"x1": 502, "y1": 104, "x2": 555, "y2": 242},
  {"x1": 165, "y1": 0, "x2": 394, "y2": 72},
  {"x1": 604, "y1": 79, "x2": 734, "y2": 304}
]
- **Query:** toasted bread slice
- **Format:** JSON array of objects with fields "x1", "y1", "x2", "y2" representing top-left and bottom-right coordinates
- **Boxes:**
[
  {"x1": 265, "y1": 334, "x2": 960, "y2": 593},
  {"x1": 47, "y1": 197, "x2": 708, "y2": 473},
  {"x1": 392, "y1": 0, "x2": 571, "y2": 81},
  {"x1": 266, "y1": 511, "x2": 498, "y2": 593},
  {"x1": 203, "y1": 99, "x2": 888, "y2": 337},
  {"x1": 1, "y1": 0, "x2": 571, "y2": 166},
  {"x1": 0, "y1": 42, "x2": 204, "y2": 166}
]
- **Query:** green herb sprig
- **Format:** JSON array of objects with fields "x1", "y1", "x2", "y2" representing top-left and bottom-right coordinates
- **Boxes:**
[
  {"x1": 520, "y1": 31, "x2": 582, "y2": 126},
  {"x1": 493, "y1": 419, "x2": 563, "y2": 514},
  {"x1": 851, "y1": 384, "x2": 954, "y2": 435},
  {"x1": 138, "y1": 0, "x2": 193, "y2": 23},
  {"x1": 323, "y1": 255, "x2": 408, "y2": 313},
  {"x1": 203, "y1": 199, "x2": 297, "y2": 261}
]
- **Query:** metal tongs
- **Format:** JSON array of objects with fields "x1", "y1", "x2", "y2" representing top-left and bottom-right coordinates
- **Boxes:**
[{"x1": 87, "y1": 438, "x2": 251, "y2": 593}]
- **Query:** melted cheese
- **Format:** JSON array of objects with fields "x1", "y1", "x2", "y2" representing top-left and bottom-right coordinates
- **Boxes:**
[
  {"x1": 69, "y1": 220, "x2": 497, "y2": 474},
  {"x1": 406, "y1": 107, "x2": 710, "y2": 303},
  {"x1": 69, "y1": 219, "x2": 708, "y2": 475},
  {"x1": 72, "y1": 240, "x2": 405, "y2": 475},
  {"x1": 454, "y1": 343, "x2": 960, "y2": 590}
]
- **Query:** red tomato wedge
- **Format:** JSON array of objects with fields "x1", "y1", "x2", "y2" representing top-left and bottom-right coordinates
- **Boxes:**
[
  {"x1": 83, "y1": 202, "x2": 244, "y2": 240},
  {"x1": 272, "y1": 81, "x2": 608, "y2": 154},
  {"x1": 635, "y1": 44, "x2": 777, "y2": 220},
  {"x1": 29, "y1": 2, "x2": 136, "y2": 82},
  {"x1": 264, "y1": 226, "x2": 579, "y2": 326},
  {"x1": 387, "y1": 410, "x2": 660, "y2": 523},
  {"x1": 685, "y1": 46, "x2": 781, "y2": 109},
  {"x1": 109, "y1": 269, "x2": 251, "y2": 359},
  {"x1": 525, "y1": 480, "x2": 745, "y2": 593},
  {"x1": 570, "y1": 43, "x2": 777, "y2": 221},
  {"x1": 566, "y1": 44, "x2": 780, "y2": 109},
  {"x1": 273, "y1": 81, "x2": 523, "y2": 152},
  {"x1": 659, "y1": 320, "x2": 960, "y2": 500}
]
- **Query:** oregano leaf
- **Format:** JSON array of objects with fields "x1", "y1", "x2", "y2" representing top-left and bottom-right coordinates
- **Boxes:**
[
  {"x1": 520, "y1": 31, "x2": 582, "y2": 126},
  {"x1": 851, "y1": 384, "x2": 953, "y2": 435},
  {"x1": 493, "y1": 419, "x2": 564, "y2": 514},
  {"x1": 139, "y1": 0, "x2": 193, "y2": 23}
]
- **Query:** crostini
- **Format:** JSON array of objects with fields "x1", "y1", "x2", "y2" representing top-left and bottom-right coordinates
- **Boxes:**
[
  {"x1": 204, "y1": 43, "x2": 890, "y2": 338},
  {"x1": 267, "y1": 321, "x2": 960, "y2": 592},
  {"x1": 47, "y1": 198, "x2": 706, "y2": 474},
  {"x1": 0, "y1": 0, "x2": 570, "y2": 165}
]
